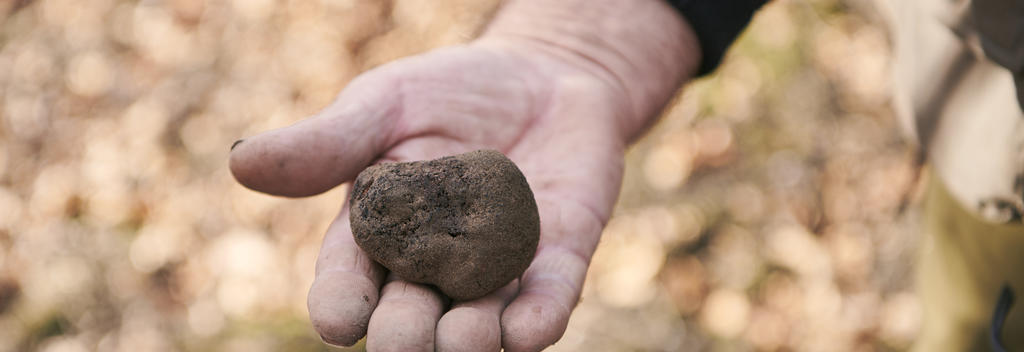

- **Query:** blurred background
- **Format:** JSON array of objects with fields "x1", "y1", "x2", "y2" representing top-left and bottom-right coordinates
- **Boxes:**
[{"x1": 0, "y1": 0, "x2": 921, "y2": 351}]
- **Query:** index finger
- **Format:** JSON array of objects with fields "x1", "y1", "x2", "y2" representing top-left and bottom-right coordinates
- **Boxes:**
[{"x1": 307, "y1": 206, "x2": 387, "y2": 346}]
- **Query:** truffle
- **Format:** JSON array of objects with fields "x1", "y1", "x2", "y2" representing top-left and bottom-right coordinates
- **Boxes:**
[{"x1": 349, "y1": 150, "x2": 540, "y2": 300}]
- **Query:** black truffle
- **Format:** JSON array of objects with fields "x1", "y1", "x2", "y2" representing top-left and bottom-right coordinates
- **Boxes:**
[{"x1": 349, "y1": 150, "x2": 540, "y2": 300}]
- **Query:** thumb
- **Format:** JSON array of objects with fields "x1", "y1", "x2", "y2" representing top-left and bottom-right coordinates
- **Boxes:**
[{"x1": 229, "y1": 80, "x2": 399, "y2": 197}]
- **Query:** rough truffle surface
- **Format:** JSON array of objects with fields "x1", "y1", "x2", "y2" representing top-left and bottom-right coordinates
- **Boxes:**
[{"x1": 349, "y1": 150, "x2": 540, "y2": 300}]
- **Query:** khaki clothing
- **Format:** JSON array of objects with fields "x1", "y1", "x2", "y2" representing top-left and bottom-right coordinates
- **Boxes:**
[
  {"x1": 916, "y1": 176, "x2": 1024, "y2": 351},
  {"x1": 887, "y1": 0, "x2": 1024, "y2": 217},
  {"x1": 879, "y1": 0, "x2": 1024, "y2": 350}
]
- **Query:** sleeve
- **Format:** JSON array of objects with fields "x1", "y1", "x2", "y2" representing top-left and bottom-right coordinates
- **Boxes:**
[
  {"x1": 666, "y1": 0, "x2": 771, "y2": 76},
  {"x1": 967, "y1": 0, "x2": 1024, "y2": 112}
]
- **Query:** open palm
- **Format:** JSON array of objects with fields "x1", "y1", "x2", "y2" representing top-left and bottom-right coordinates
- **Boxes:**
[{"x1": 230, "y1": 41, "x2": 634, "y2": 351}]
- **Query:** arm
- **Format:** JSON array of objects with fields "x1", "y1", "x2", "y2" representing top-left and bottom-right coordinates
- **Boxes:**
[
  {"x1": 479, "y1": 0, "x2": 701, "y2": 141},
  {"x1": 229, "y1": 1, "x2": 732, "y2": 351}
]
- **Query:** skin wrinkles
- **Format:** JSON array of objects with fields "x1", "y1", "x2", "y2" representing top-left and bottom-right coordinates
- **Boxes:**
[{"x1": 229, "y1": 0, "x2": 698, "y2": 350}]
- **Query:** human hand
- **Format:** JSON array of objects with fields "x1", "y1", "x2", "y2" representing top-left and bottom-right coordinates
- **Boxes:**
[{"x1": 229, "y1": 1, "x2": 698, "y2": 351}]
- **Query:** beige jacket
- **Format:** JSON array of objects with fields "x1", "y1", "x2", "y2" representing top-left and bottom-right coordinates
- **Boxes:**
[
  {"x1": 878, "y1": 1, "x2": 1024, "y2": 350},
  {"x1": 883, "y1": 0, "x2": 1024, "y2": 224}
]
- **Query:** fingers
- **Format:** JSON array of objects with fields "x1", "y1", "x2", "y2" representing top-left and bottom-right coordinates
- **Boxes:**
[
  {"x1": 229, "y1": 78, "x2": 400, "y2": 197},
  {"x1": 500, "y1": 200, "x2": 603, "y2": 352},
  {"x1": 435, "y1": 281, "x2": 519, "y2": 352},
  {"x1": 500, "y1": 249, "x2": 588, "y2": 352},
  {"x1": 366, "y1": 275, "x2": 448, "y2": 352},
  {"x1": 308, "y1": 209, "x2": 387, "y2": 346}
]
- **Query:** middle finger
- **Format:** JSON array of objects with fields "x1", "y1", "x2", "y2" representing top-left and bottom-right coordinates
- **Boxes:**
[{"x1": 366, "y1": 274, "x2": 448, "y2": 351}]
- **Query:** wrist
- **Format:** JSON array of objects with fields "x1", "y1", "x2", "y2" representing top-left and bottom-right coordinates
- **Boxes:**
[{"x1": 476, "y1": 0, "x2": 700, "y2": 140}]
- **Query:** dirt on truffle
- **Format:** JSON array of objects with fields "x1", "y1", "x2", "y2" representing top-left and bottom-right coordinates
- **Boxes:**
[{"x1": 349, "y1": 150, "x2": 540, "y2": 301}]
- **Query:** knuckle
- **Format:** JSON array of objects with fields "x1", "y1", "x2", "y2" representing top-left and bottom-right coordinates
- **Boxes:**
[{"x1": 437, "y1": 310, "x2": 500, "y2": 352}]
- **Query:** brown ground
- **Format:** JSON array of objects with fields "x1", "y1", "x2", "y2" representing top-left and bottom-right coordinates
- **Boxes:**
[{"x1": 0, "y1": 0, "x2": 918, "y2": 351}]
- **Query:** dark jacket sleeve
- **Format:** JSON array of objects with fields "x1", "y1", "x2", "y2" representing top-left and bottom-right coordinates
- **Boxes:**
[
  {"x1": 968, "y1": 0, "x2": 1024, "y2": 112},
  {"x1": 666, "y1": 0, "x2": 770, "y2": 76}
]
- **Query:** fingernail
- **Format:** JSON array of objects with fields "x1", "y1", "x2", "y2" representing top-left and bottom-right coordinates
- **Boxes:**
[
  {"x1": 318, "y1": 334, "x2": 338, "y2": 346},
  {"x1": 318, "y1": 333, "x2": 352, "y2": 347},
  {"x1": 230, "y1": 139, "x2": 245, "y2": 151}
]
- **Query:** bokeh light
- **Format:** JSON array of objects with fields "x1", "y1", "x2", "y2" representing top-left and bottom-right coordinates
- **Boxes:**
[{"x1": 0, "y1": 0, "x2": 919, "y2": 351}]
